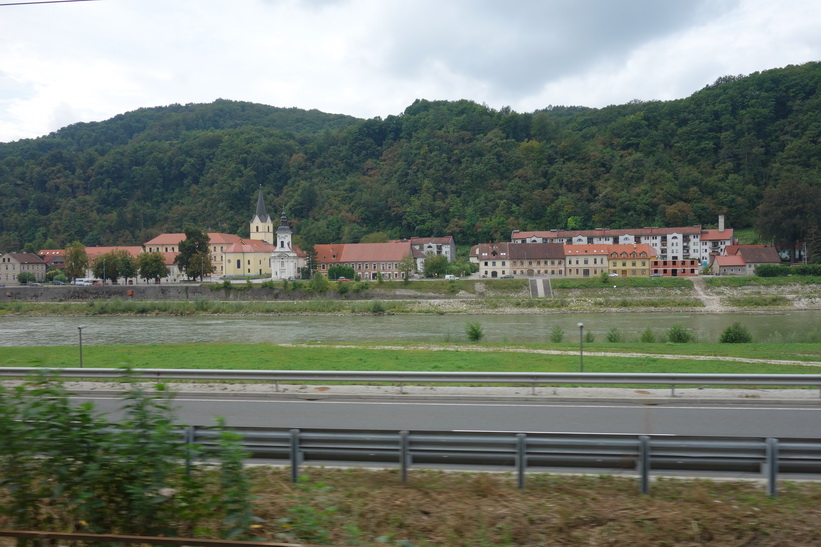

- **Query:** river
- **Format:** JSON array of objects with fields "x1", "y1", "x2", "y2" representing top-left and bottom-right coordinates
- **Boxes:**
[{"x1": 1, "y1": 310, "x2": 818, "y2": 347}]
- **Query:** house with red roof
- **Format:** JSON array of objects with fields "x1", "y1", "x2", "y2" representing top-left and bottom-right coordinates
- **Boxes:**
[
  {"x1": 314, "y1": 241, "x2": 413, "y2": 280},
  {"x1": 711, "y1": 245, "x2": 781, "y2": 276}
]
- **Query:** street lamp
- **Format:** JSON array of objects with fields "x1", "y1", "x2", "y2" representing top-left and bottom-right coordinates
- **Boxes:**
[
  {"x1": 577, "y1": 322, "x2": 584, "y2": 373},
  {"x1": 78, "y1": 325, "x2": 87, "y2": 368}
]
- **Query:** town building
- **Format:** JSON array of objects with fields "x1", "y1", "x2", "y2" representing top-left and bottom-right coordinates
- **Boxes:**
[
  {"x1": 0, "y1": 253, "x2": 47, "y2": 284},
  {"x1": 511, "y1": 216, "x2": 736, "y2": 265},
  {"x1": 144, "y1": 232, "x2": 242, "y2": 277},
  {"x1": 314, "y1": 241, "x2": 413, "y2": 280},
  {"x1": 650, "y1": 259, "x2": 701, "y2": 277},
  {"x1": 606, "y1": 244, "x2": 655, "y2": 277},
  {"x1": 564, "y1": 245, "x2": 611, "y2": 278},
  {"x1": 712, "y1": 245, "x2": 781, "y2": 276}
]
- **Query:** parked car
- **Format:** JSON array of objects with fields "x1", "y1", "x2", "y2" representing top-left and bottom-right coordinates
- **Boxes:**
[
  {"x1": 28, "y1": 282, "x2": 42, "y2": 286},
  {"x1": 444, "y1": 274, "x2": 459, "y2": 280},
  {"x1": 500, "y1": 274, "x2": 514, "y2": 279},
  {"x1": 51, "y1": 280, "x2": 65, "y2": 285},
  {"x1": 608, "y1": 273, "x2": 619, "y2": 277},
  {"x1": 337, "y1": 277, "x2": 350, "y2": 282}
]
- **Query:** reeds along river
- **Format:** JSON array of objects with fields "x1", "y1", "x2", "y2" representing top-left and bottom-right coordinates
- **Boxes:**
[{"x1": 1, "y1": 311, "x2": 820, "y2": 347}]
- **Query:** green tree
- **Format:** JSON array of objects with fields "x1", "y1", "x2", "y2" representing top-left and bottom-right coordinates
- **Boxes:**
[
  {"x1": 137, "y1": 252, "x2": 168, "y2": 283},
  {"x1": 423, "y1": 253, "x2": 449, "y2": 278},
  {"x1": 755, "y1": 178, "x2": 821, "y2": 263},
  {"x1": 175, "y1": 227, "x2": 212, "y2": 281},
  {"x1": 64, "y1": 241, "x2": 88, "y2": 281},
  {"x1": 719, "y1": 322, "x2": 752, "y2": 343},
  {"x1": 327, "y1": 264, "x2": 355, "y2": 280},
  {"x1": 17, "y1": 272, "x2": 36, "y2": 284},
  {"x1": 398, "y1": 253, "x2": 416, "y2": 284},
  {"x1": 114, "y1": 250, "x2": 137, "y2": 283},
  {"x1": 92, "y1": 252, "x2": 120, "y2": 283}
]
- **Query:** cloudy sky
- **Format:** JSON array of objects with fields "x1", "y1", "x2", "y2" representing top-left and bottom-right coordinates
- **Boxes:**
[{"x1": 1, "y1": 0, "x2": 819, "y2": 142}]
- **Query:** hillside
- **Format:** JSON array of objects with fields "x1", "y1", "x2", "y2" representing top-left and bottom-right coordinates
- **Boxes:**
[{"x1": 1, "y1": 62, "x2": 820, "y2": 253}]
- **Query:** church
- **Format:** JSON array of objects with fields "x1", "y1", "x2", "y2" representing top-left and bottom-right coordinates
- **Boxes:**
[{"x1": 216, "y1": 188, "x2": 305, "y2": 279}]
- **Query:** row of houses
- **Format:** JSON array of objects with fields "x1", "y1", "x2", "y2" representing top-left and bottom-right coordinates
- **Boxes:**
[
  {"x1": 510, "y1": 215, "x2": 735, "y2": 265},
  {"x1": 0, "y1": 188, "x2": 783, "y2": 285}
]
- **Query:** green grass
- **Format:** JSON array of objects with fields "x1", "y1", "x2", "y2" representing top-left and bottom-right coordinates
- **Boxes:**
[
  {"x1": 2, "y1": 342, "x2": 819, "y2": 375},
  {"x1": 552, "y1": 277, "x2": 693, "y2": 289},
  {"x1": 705, "y1": 276, "x2": 821, "y2": 287}
]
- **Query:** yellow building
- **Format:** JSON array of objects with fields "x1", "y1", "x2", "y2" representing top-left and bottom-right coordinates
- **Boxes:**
[{"x1": 606, "y1": 244, "x2": 654, "y2": 277}]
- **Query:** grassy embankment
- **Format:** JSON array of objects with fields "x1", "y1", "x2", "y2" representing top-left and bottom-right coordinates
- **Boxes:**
[
  {"x1": 6, "y1": 276, "x2": 820, "y2": 315},
  {"x1": 2, "y1": 342, "x2": 820, "y2": 377}
]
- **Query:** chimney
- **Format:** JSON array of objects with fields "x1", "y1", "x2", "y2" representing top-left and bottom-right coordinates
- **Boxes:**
[{"x1": 718, "y1": 215, "x2": 725, "y2": 233}]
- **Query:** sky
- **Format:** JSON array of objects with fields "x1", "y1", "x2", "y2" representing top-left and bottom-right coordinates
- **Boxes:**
[{"x1": 0, "y1": 0, "x2": 819, "y2": 143}]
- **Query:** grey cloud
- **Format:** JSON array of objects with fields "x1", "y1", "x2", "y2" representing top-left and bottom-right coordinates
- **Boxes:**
[{"x1": 377, "y1": 0, "x2": 740, "y2": 96}]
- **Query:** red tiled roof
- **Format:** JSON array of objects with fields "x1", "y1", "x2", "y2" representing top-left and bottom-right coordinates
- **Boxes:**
[
  {"x1": 715, "y1": 255, "x2": 746, "y2": 267},
  {"x1": 564, "y1": 244, "x2": 610, "y2": 255},
  {"x1": 38, "y1": 249, "x2": 65, "y2": 256},
  {"x1": 225, "y1": 239, "x2": 274, "y2": 254},
  {"x1": 144, "y1": 232, "x2": 241, "y2": 246},
  {"x1": 514, "y1": 226, "x2": 703, "y2": 241},
  {"x1": 86, "y1": 246, "x2": 143, "y2": 260},
  {"x1": 700, "y1": 228, "x2": 734, "y2": 242},
  {"x1": 315, "y1": 242, "x2": 412, "y2": 263},
  {"x1": 606, "y1": 243, "x2": 655, "y2": 258}
]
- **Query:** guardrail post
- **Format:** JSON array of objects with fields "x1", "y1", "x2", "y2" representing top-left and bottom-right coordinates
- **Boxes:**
[
  {"x1": 399, "y1": 382, "x2": 405, "y2": 394},
  {"x1": 275, "y1": 380, "x2": 280, "y2": 393},
  {"x1": 671, "y1": 384, "x2": 676, "y2": 397},
  {"x1": 766, "y1": 438, "x2": 779, "y2": 498},
  {"x1": 400, "y1": 430, "x2": 410, "y2": 482},
  {"x1": 183, "y1": 426, "x2": 196, "y2": 475},
  {"x1": 639, "y1": 435, "x2": 650, "y2": 495},
  {"x1": 289, "y1": 429, "x2": 301, "y2": 483},
  {"x1": 516, "y1": 433, "x2": 527, "y2": 489}
]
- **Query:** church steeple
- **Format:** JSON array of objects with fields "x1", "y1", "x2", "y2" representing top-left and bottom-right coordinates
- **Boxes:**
[
  {"x1": 252, "y1": 186, "x2": 270, "y2": 223},
  {"x1": 250, "y1": 186, "x2": 274, "y2": 244}
]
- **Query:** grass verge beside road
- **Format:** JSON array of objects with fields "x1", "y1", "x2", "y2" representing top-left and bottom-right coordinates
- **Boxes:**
[{"x1": 1, "y1": 342, "x2": 819, "y2": 375}]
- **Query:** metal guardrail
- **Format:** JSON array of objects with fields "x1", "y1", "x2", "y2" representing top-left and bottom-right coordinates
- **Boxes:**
[
  {"x1": 2, "y1": 368, "x2": 821, "y2": 396},
  {"x1": 187, "y1": 426, "x2": 821, "y2": 497}
]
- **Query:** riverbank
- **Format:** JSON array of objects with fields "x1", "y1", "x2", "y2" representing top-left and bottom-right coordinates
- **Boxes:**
[{"x1": 1, "y1": 277, "x2": 820, "y2": 316}]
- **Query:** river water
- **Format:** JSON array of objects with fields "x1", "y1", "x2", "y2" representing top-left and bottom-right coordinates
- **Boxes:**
[{"x1": 1, "y1": 311, "x2": 818, "y2": 347}]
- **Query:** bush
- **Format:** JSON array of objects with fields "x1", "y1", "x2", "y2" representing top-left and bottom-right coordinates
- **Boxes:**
[
  {"x1": 337, "y1": 282, "x2": 350, "y2": 296},
  {"x1": 465, "y1": 322, "x2": 484, "y2": 342},
  {"x1": 0, "y1": 372, "x2": 256, "y2": 538},
  {"x1": 719, "y1": 321, "x2": 753, "y2": 343},
  {"x1": 755, "y1": 264, "x2": 790, "y2": 277},
  {"x1": 549, "y1": 325, "x2": 564, "y2": 343},
  {"x1": 606, "y1": 328, "x2": 621, "y2": 343},
  {"x1": 369, "y1": 300, "x2": 386, "y2": 314},
  {"x1": 640, "y1": 328, "x2": 656, "y2": 343},
  {"x1": 584, "y1": 331, "x2": 595, "y2": 343},
  {"x1": 667, "y1": 325, "x2": 694, "y2": 343}
]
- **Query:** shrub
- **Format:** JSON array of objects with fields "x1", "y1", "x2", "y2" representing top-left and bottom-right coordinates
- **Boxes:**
[
  {"x1": 550, "y1": 325, "x2": 564, "y2": 343},
  {"x1": 584, "y1": 331, "x2": 595, "y2": 343},
  {"x1": 606, "y1": 328, "x2": 621, "y2": 343},
  {"x1": 337, "y1": 282, "x2": 350, "y2": 296},
  {"x1": 667, "y1": 325, "x2": 694, "y2": 343},
  {"x1": 465, "y1": 322, "x2": 484, "y2": 342},
  {"x1": 370, "y1": 300, "x2": 386, "y2": 314},
  {"x1": 755, "y1": 264, "x2": 790, "y2": 277},
  {"x1": 719, "y1": 321, "x2": 753, "y2": 343},
  {"x1": 640, "y1": 328, "x2": 656, "y2": 343}
]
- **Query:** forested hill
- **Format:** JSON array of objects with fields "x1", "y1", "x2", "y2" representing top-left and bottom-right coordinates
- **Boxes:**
[{"x1": 1, "y1": 62, "x2": 820, "y2": 253}]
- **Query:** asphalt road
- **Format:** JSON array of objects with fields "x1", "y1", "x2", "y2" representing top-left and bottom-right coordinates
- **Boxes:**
[{"x1": 82, "y1": 393, "x2": 821, "y2": 437}]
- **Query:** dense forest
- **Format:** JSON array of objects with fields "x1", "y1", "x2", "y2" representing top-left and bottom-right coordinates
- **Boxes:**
[{"x1": 1, "y1": 62, "x2": 820, "y2": 253}]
